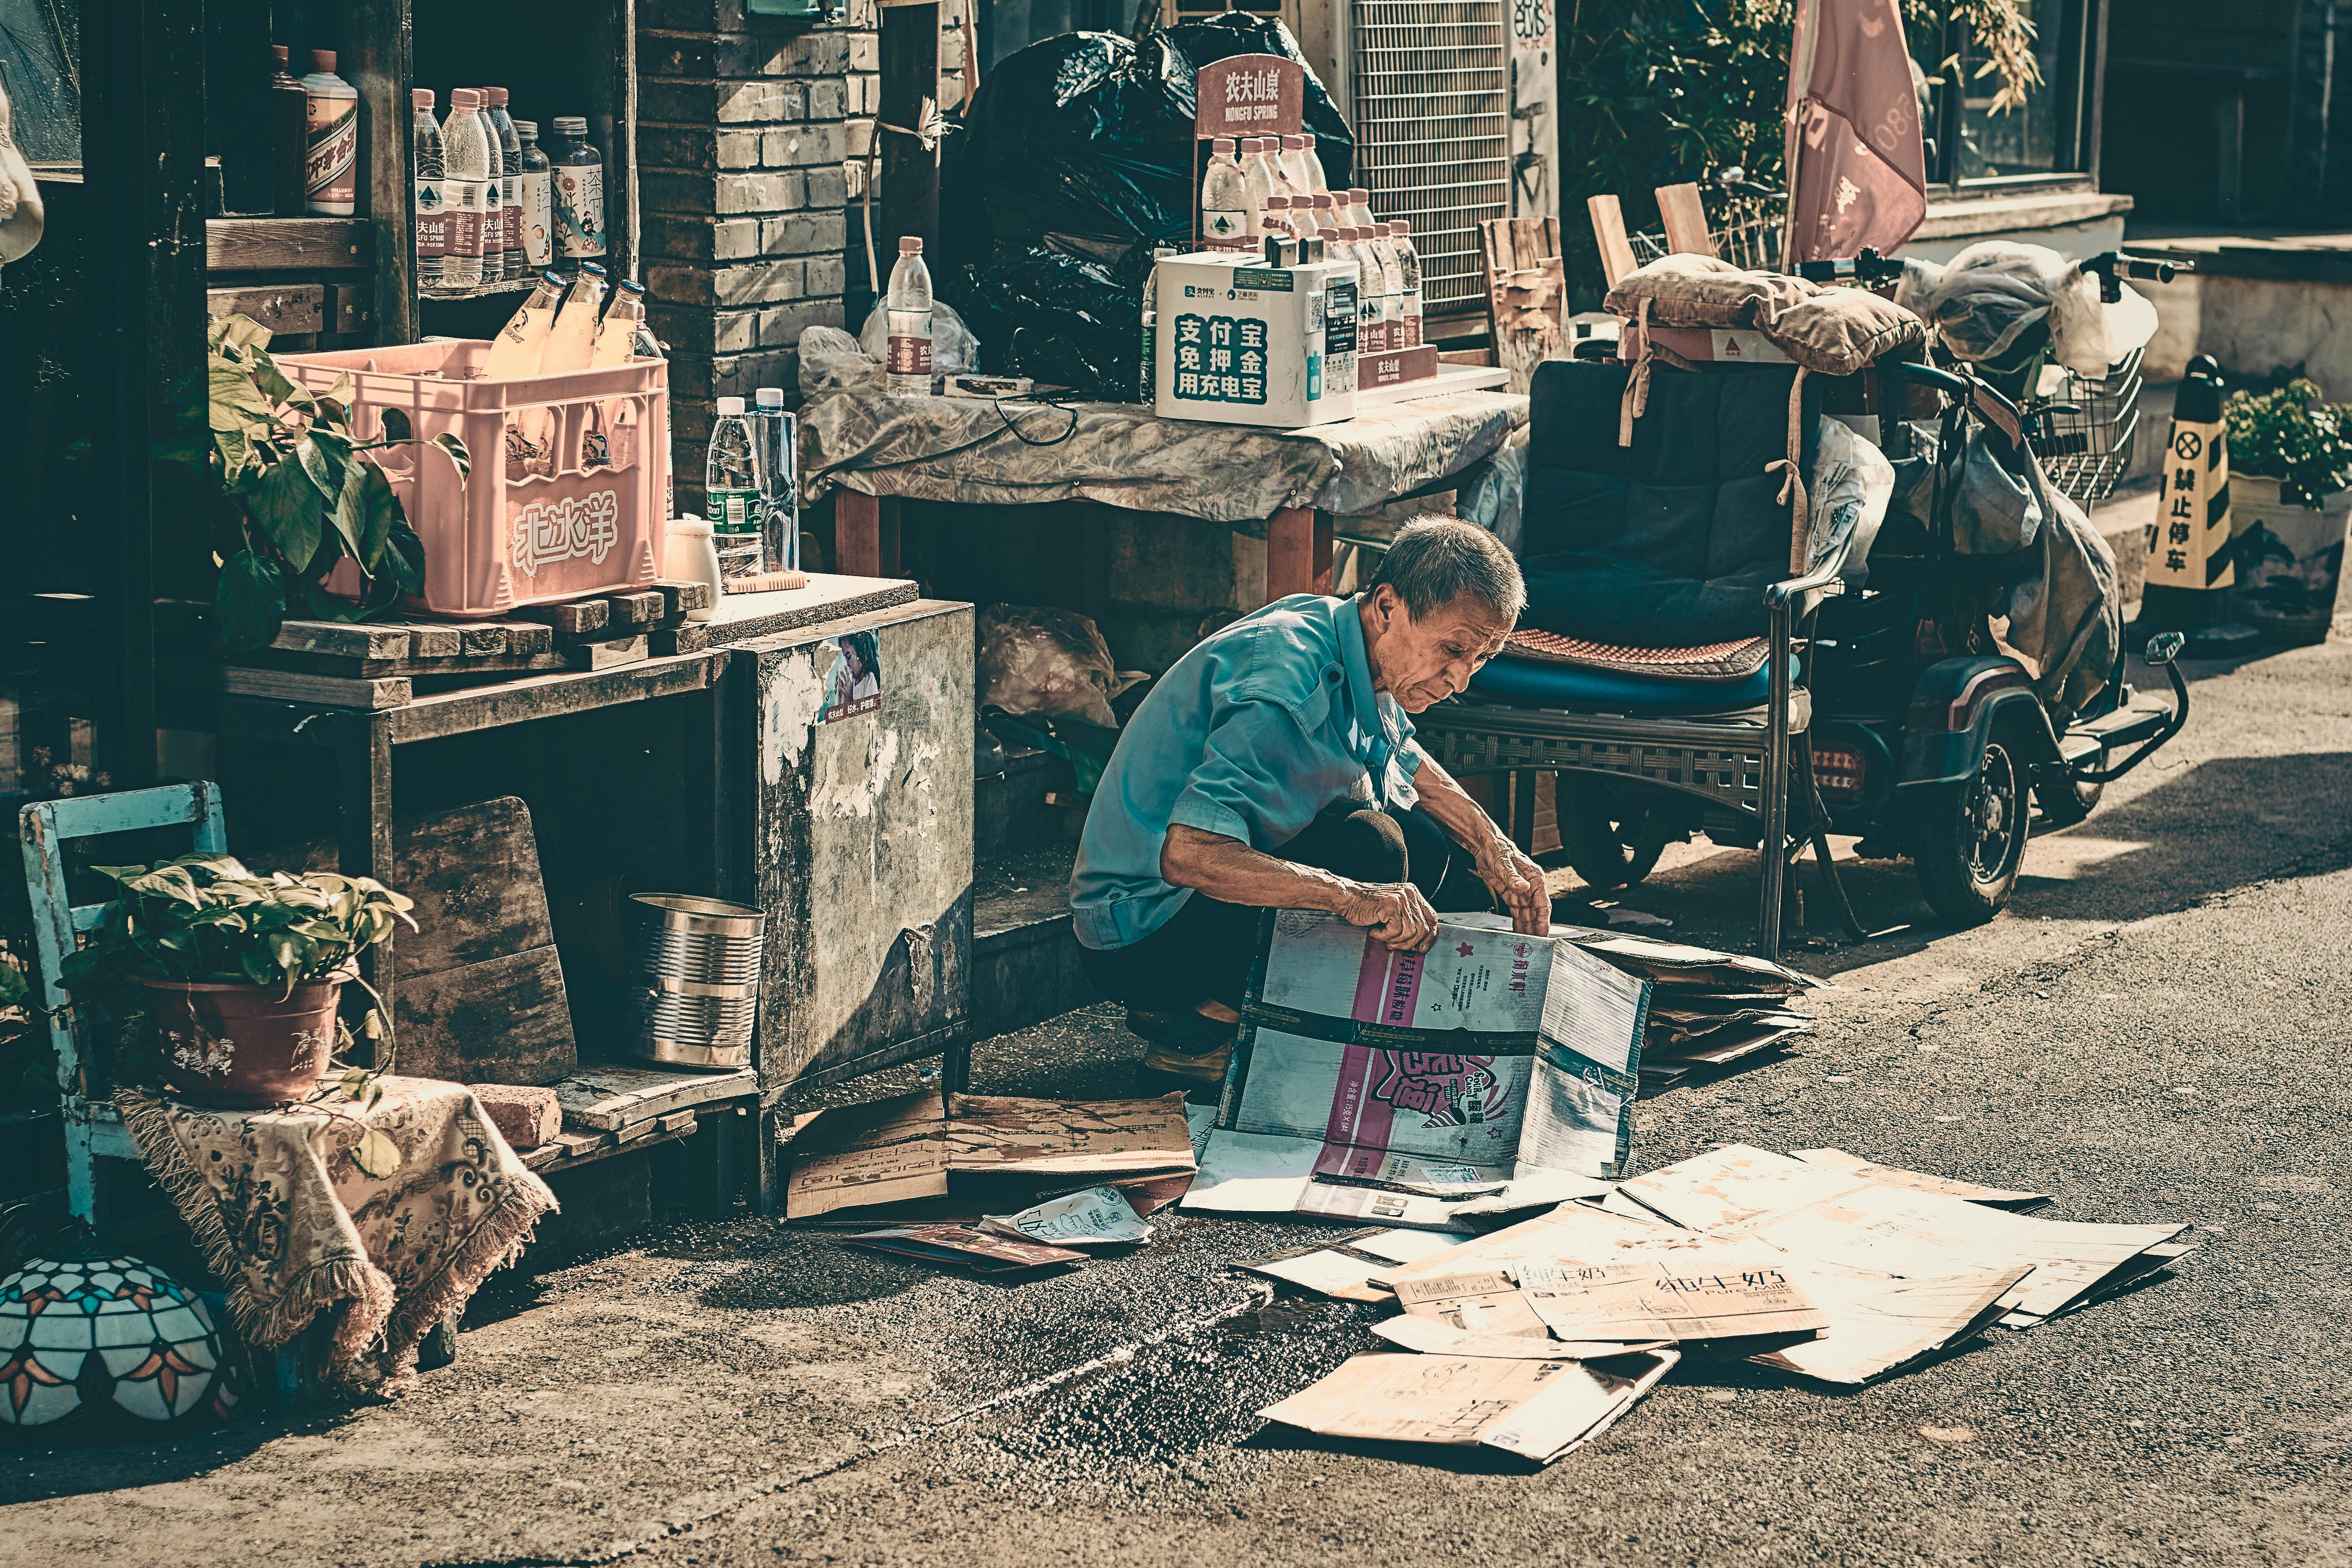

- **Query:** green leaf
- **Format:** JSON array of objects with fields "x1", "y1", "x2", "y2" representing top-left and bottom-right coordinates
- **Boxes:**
[
  {"x1": 298, "y1": 431, "x2": 351, "y2": 509},
  {"x1": 217, "y1": 314, "x2": 273, "y2": 357},
  {"x1": 208, "y1": 361, "x2": 275, "y2": 433},
  {"x1": 248, "y1": 458, "x2": 325, "y2": 571},
  {"x1": 429, "y1": 431, "x2": 471, "y2": 481},
  {"x1": 354, "y1": 462, "x2": 396, "y2": 573},
  {"x1": 350, "y1": 1127, "x2": 402, "y2": 1179},
  {"x1": 388, "y1": 517, "x2": 427, "y2": 596},
  {"x1": 215, "y1": 550, "x2": 287, "y2": 651},
  {"x1": 331, "y1": 461, "x2": 370, "y2": 566},
  {"x1": 253, "y1": 354, "x2": 309, "y2": 414}
]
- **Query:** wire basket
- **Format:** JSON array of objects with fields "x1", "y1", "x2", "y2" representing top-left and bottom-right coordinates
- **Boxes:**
[{"x1": 2029, "y1": 345, "x2": 2145, "y2": 504}]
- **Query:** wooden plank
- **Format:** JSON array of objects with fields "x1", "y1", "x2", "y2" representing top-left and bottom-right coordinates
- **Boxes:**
[
  {"x1": 206, "y1": 217, "x2": 370, "y2": 272},
  {"x1": 563, "y1": 634, "x2": 650, "y2": 670},
  {"x1": 325, "y1": 282, "x2": 369, "y2": 338},
  {"x1": 399, "y1": 622, "x2": 463, "y2": 659},
  {"x1": 1655, "y1": 183, "x2": 1714, "y2": 257},
  {"x1": 553, "y1": 1065, "x2": 758, "y2": 1131},
  {"x1": 1587, "y1": 194, "x2": 1638, "y2": 289},
  {"x1": 207, "y1": 284, "x2": 325, "y2": 335},
  {"x1": 393, "y1": 949, "x2": 576, "y2": 1085},
  {"x1": 1265, "y1": 506, "x2": 1317, "y2": 601},
  {"x1": 343, "y1": 0, "x2": 416, "y2": 346},
  {"x1": 705, "y1": 575, "x2": 918, "y2": 646},
  {"x1": 271, "y1": 619, "x2": 414, "y2": 659},
  {"x1": 384, "y1": 652, "x2": 722, "y2": 744},
  {"x1": 217, "y1": 667, "x2": 411, "y2": 709},
  {"x1": 654, "y1": 580, "x2": 716, "y2": 616},
  {"x1": 458, "y1": 625, "x2": 508, "y2": 656},
  {"x1": 518, "y1": 599, "x2": 609, "y2": 636},
  {"x1": 657, "y1": 1109, "x2": 699, "y2": 1135},
  {"x1": 835, "y1": 491, "x2": 899, "y2": 577},
  {"x1": 477, "y1": 619, "x2": 554, "y2": 654},
  {"x1": 607, "y1": 591, "x2": 666, "y2": 629}
]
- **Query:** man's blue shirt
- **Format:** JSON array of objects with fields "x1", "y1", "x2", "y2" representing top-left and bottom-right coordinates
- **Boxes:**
[{"x1": 1069, "y1": 593, "x2": 1423, "y2": 950}]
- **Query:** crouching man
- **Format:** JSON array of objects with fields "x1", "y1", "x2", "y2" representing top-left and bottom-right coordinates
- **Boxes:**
[{"x1": 1068, "y1": 517, "x2": 1548, "y2": 1087}]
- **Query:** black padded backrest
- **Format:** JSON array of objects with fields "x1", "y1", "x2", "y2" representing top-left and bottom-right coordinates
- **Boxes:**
[{"x1": 1521, "y1": 356, "x2": 1820, "y2": 578}]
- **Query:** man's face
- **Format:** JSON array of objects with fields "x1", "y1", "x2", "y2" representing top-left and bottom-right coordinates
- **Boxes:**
[{"x1": 1367, "y1": 586, "x2": 1513, "y2": 712}]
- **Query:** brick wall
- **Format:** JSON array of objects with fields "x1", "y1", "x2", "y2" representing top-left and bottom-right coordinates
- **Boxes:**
[{"x1": 639, "y1": 0, "x2": 971, "y2": 509}]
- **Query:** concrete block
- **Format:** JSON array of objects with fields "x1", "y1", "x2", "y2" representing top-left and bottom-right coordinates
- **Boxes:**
[
  {"x1": 844, "y1": 119, "x2": 875, "y2": 160},
  {"x1": 764, "y1": 122, "x2": 849, "y2": 168},
  {"x1": 638, "y1": 125, "x2": 763, "y2": 171},
  {"x1": 709, "y1": 258, "x2": 810, "y2": 307},
  {"x1": 655, "y1": 302, "x2": 761, "y2": 354},
  {"x1": 807, "y1": 78, "x2": 846, "y2": 121},
  {"x1": 805, "y1": 165, "x2": 850, "y2": 210},
  {"x1": 757, "y1": 297, "x2": 846, "y2": 347},
  {"x1": 639, "y1": 78, "x2": 804, "y2": 127},
  {"x1": 643, "y1": 215, "x2": 763, "y2": 262},
  {"x1": 640, "y1": 171, "x2": 807, "y2": 217},
  {"x1": 804, "y1": 254, "x2": 847, "y2": 300},
  {"x1": 761, "y1": 209, "x2": 845, "y2": 257},
  {"x1": 849, "y1": 32, "x2": 879, "y2": 71}
]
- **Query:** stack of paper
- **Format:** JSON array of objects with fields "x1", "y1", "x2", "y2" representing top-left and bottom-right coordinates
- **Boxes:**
[
  {"x1": 1552, "y1": 929, "x2": 1826, "y2": 1090},
  {"x1": 1258, "y1": 1349, "x2": 1679, "y2": 1466},
  {"x1": 1186, "y1": 911, "x2": 1651, "y2": 1222}
]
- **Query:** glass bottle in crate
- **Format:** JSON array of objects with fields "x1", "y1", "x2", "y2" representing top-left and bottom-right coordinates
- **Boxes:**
[
  {"x1": 592, "y1": 278, "x2": 646, "y2": 367},
  {"x1": 706, "y1": 397, "x2": 763, "y2": 581},
  {"x1": 541, "y1": 262, "x2": 607, "y2": 373}
]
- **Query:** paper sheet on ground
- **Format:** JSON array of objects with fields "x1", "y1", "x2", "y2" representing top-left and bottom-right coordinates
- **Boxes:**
[
  {"x1": 1258, "y1": 1350, "x2": 1678, "y2": 1465},
  {"x1": 1370, "y1": 1314, "x2": 1668, "y2": 1360},
  {"x1": 1394, "y1": 1270, "x2": 1552, "y2": 1338},
  {"x1": 840, "y1": 1224, "x2": 1085, "y2": 1273},
  {"x1": 1791, "y1": 1147, "x2": 2050, "y2": 1209},
  {"x1": 1750, "y1": 1262, "x2": 2030, "y2": 1383},
  {"x1": 1513, "y1": 1257, "x2": 1827, "y2": 1343}
]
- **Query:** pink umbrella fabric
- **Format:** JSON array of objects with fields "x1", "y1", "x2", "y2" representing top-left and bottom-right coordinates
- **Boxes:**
[{"x1": 1782, "y1": 0, "x2": 1928, "y2": 265}]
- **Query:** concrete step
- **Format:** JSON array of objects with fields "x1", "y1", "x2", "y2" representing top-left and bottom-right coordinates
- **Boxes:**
[{"x1": 971, "y1": 845, "x2": 1100, "y2": 1040}]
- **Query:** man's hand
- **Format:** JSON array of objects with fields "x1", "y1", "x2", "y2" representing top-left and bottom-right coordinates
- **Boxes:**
[
  {"x1": 1474, "y1": 836, "x2": 1551, "y2": 936},
  {"x1": 1335, "y1": 880, "x2": 1441, "y2": 952}
]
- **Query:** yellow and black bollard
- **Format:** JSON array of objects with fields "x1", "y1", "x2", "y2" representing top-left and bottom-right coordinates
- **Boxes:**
[{"x1": 2140, "y1": 355, "x2": 2259, "y2": 654}]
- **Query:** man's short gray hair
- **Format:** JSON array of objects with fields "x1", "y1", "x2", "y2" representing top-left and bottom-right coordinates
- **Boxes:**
[{"x1": 1368, "y1": 517, "x2": 1526, "y2": 623}]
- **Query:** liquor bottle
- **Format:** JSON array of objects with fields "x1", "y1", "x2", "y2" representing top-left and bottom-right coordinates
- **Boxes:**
[
  {"x1": 551, "y1": 116, "x2": 606, "y2": 259},
  {"x1": 511, "y1": 120, "x2": 555, "y2": 269},
  {"x1": 269, "y1": 46, "x2": 309, "y2": 217},
  {"x1": 412, "y1": 90, "x2": 446, "y2": 291},
  {"x1": 300, "y1": 50, "x2": 358, "y2": 216}
]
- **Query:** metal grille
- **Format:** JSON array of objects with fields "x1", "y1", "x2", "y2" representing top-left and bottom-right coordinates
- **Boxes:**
[{"x1": 1349, "y1": 0, "x2": 1511, "y2": 316}]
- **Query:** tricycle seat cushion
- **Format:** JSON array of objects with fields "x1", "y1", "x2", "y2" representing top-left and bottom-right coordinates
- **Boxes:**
[{"x1": 1468, "y1": 651, "x2": 1781, "y2": 711}]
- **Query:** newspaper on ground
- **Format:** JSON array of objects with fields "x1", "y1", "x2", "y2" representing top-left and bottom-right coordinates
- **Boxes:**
[
  {"x1": 839, "y1": 1223, "x2": 1086, "y2": 1274},
  {"x1": 1624, "y1": 1144, "x2": 2187, "y2": 1323},
  {"x1": 1186, "y1": 910, "x2": 1649, "y2": 1227},
  {"x1": 1258, "y1": 1349, "x2": 1678, "y2": 1465},
  {"x1": 788, "y1": 1091, "x2": 1195, "y2": 1219},
  {"x1": 979, "y1": 1185, "x2": 1152, "y2": 1247}
]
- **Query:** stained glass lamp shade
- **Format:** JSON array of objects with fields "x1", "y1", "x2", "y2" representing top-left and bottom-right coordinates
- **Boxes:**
[{"x1": 0, "y1": 1242, "x2": 236, "y2": 1433}]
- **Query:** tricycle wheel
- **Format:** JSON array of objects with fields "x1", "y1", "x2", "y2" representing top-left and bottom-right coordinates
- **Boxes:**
[
  {"x1": 1912, "y1": 732, "x2": 2031, "y2": 925},
  {"x1": 2035, "y1": 765, "x2": 2104, "y2": 828},
  {"x1": 1559, "y1": 785, "x2": 1670, "y2": 891}
]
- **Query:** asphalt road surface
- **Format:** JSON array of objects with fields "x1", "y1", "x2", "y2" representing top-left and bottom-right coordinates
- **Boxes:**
[{"x1": 7, "y1": 640, "x2": 2350, "y2": 1568}]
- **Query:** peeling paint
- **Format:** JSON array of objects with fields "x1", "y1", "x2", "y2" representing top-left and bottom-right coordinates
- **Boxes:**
[
  {"x1": 809, "y1": 726, "x2": 900, "y2": 819},
  {"x1": 759, "y1": 654, "x2": 830, "y2": 785}
]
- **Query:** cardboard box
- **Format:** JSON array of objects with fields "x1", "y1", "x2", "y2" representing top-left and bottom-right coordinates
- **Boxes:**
[{"x1": 1153, "y1": 250, "x2": 1358, "y2": 428}]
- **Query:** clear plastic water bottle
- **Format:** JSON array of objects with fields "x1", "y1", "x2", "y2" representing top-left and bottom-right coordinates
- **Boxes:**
[
  {"x1": 752, "y1": 387, "x2": 799, "y2": 575},
  {"x1": 412, "y1": 89, "x2": 445, "y2": 291},
  {"x1": 884, "y1": 236, "x2": 934, "y2": 398},
  {"x1": 706, "y1": 396, "x2": 763, "y2": 581},
  {"x1": 440, "y1": 87, "x2": 492, "y2": 289},
  {"x1": 1200, "y1": 137, "x2": 1249, "y2": 249},
  {"x1": 484, "y1": 87, "x2": 524, "y2": 283},
  {"x1": 1389, "y1": 219, "x2": 1424, "y2": 348}
]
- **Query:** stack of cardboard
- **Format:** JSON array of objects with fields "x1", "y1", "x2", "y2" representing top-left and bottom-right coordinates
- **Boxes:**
[{"x1": 1553, "y1": 929, "x2": 1826, "y2": 1091}]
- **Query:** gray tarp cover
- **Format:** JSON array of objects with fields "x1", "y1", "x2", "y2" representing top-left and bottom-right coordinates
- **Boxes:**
[{"x1": 794, "y1": 326, "x2": 1528, "y2": 528}]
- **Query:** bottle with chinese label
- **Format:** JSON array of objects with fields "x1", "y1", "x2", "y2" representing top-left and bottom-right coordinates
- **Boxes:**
[
  {"x1": 551, "y1": 116, "x2": 606, "y2": 259},
  {"x1": 484, "y1": 88, "x2": 524, "y2": 283},
  {"x1": 1276, "y1": 134, "x2": 1314, "y2": 199},
  {"x1": 592, "y1": 277, "x2": 646, "y2": 367},
  {"x1": 1363, "y1": 222, "x2": 1403, "y2": 355},
  {"x1": 439, "y1": 88, "x2": 492, "y2": 289},
  {"x1": 1296, "y1": 132, "x2": 1331, "y2": 194},
  {"x1": 483, "y1": 269, "x2": 568, "y2": 379},
  {"x1": 412, "y1": 90, "x2": 446, "y2": 291},
  {"x1": 300, "y1": 50, "x2": 358, "y2": 216},
  {"x1": 1200, "y1": 137, "x2": 1248, "y2": 249},
  {"x1": 706, "y1": 397, "x2": 763, "y2": 580},
  {"x1": 270, "y1": 46, "x2": 309, "y2": 216},
  {"x1": 511, "y1": 120, "x2": 555, "y2": 269},
  {"x1": 1389, "y1": 219, "x2": 1424, "y2": 348},
  {"x1": 884, "y1": 236, "x2": 934, "y2": 398}
]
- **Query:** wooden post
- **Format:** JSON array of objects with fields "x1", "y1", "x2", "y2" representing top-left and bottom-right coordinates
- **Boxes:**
[
  {"x1": 338, "y1": 711, "x2": 398, "y2": 1038},
  {"x1": 1265, "y1": 506, "x2": 1321, "y2": 600},
  {"x1": 834, "y1": 491, "x2": 902, "y2": 577},
  {"x1": 1586, "y1": 194, "x2": 1638, "y2": 290},
  {"x1": 344, "y1": 0, "x2": 416, "y2": 346},
  {"x1": 878, "y1": 2, "x2": 943, "y2": 253},
  {"x1": 1654, "y1": 183, "x2": 1714, "y2": 257}
]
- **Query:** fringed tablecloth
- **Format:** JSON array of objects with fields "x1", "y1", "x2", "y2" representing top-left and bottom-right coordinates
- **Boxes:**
[{"x1": 115, "y1": 1076, "x2": 558, "y2": 1395}]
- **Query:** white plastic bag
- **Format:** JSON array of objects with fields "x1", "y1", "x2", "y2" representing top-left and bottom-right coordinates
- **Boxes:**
[
  {"x1": 857, "y1": 297, "x2": 980, "y2": 377},
  {"x1": 1894, "y1": 242, "x2": 2119, "y2": 376},
  {"x1": 977, "y1": 604, "x2": 1122, "y2": 728},
  {"x1": 1809, "y1": 416, "x2": 1895, "y2": 584}
]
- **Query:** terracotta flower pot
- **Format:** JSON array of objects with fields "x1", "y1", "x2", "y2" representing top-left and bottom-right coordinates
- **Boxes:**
[{"x1": 138, "y1": 970, "x2": 350, "y2": 1109}]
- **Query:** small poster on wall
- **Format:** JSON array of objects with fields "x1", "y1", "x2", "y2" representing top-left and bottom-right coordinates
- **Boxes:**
[{"x1": 818, "y1": 630, "x2": 882, "y2": 722}]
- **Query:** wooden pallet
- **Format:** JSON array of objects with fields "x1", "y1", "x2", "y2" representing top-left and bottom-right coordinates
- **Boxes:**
[{"x1": 220, "y1": 582, "x2": 718, "y2": 708}]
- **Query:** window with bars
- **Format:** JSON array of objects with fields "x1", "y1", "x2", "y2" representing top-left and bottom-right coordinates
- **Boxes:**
[{"x1": 1349, "y1": 0, "x2": 1511, "y2": 316}]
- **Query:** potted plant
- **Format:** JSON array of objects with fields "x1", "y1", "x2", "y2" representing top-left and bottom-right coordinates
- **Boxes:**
[
  {"x1": 58, "y1": 855, "x2": 414, "y2": 1110},
  {"x1": 2221, "y1": 378, "x2": 2352, "y2": 644},
  {"x1": 180, "y1": 314, "x2": 468, "y2": 651}
]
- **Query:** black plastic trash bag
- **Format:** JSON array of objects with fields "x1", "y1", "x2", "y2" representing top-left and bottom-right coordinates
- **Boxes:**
[{"x1": 938, "y1": 13, "x2": 1355, "y2": 396}]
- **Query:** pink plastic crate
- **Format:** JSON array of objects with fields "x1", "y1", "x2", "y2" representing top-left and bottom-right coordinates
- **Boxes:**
[{"x1": 276, "y1": 339, "x2": 670, "y2": 619}]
